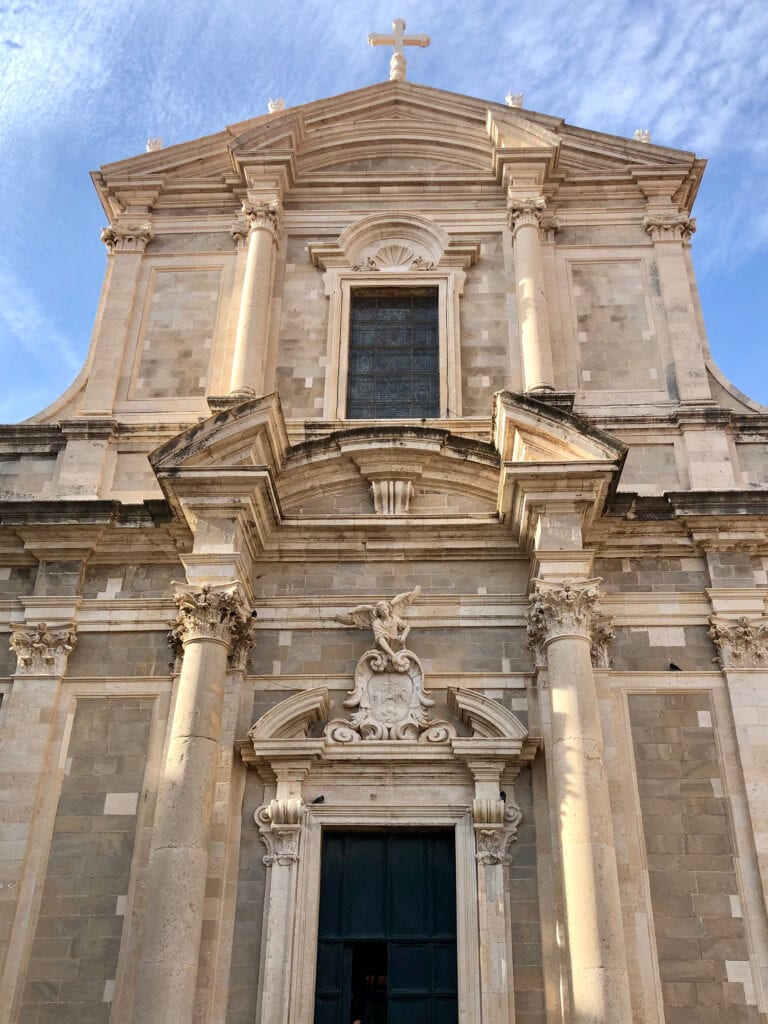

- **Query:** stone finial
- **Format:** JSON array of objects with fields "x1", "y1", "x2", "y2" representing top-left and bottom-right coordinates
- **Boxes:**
[
  {"x1": 709, "y1": 616, "x2": 768, "y2": 669},
  {"x1": 643, "y1": 211, "x2": 697, "y2": 242},
  {"x1": 506, "y1": 195, "x2": 547, "y2": 235},
  {"x1": 505, "y1": 92, "x2": 524, "y2": 108},
  {"x1": 633, "y1": 128, "x2": 651, "y2": 143},
  {"x1": 10, "y1": 622, "x2": 77, "y2": 676},
  {"x1": 167, "y1": 583, "x2": 253, "y2": 661},
  {"x1": 100, "y1": 223, "x2": 153, "y2": 254},
  {"x1": 146, "y1": 137, "x2": 163, "y2": 152},
  {"x1": 526, "y1": 578, "x2": 604, "y2": 658},
  {"x1": 368, "y1": 17, "x2": 430, "y2": 82},
  {"x1": 267, "y1": 98, "x2": 286, "y2": 113}
]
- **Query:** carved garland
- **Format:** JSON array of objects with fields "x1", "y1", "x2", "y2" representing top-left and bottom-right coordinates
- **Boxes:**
[{"x1": 643, "y1": 212, "x2": 696, "y2": 242}]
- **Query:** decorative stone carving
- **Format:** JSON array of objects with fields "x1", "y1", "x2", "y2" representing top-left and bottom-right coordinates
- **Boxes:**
[
  {"x1": 590, "y1": 614, "x2": 616, "y2": 669},
  {"x1": 643, "y1": 212, "x2": 697, "y2": 242},
  {"x1": 326, "y1": 648, "x2": 455, "y2": 742},
  {"x1": 100, "y1": 224, "x2": 153, "y2": 253},
  {"x1": 255, "y1": 798, "x2": 305, "y2": 866},
  {"x1": 329, "y1": 589, "x2": 456, "y2": 741},
  {"x1": 505, "y1": 92, "x2": 524, "y2": 107},
  {"x1": 473, "y1": 798, "x2": 523, "y2": 865},
  {"x1": 633, "y1": 128, "x2": 651, "y2": 143},
  {"x1": 145, "y1": 137, "x2": 163, "y2": 152},
  {"x1": 370, "y1": 479, "x2": 414, "y2": 514},
  {"x1": 506, "y1": 196, "x2": 547, "y2": 236},
  {"x1": 10, "y1": 622, "x2": 77, "y2": 676},
  {"x1": 334, "y1": 586, "x2": 421, "y2": 668},
  {"x1": 232, "y1": 200, "x2": 281, "y2": 244},
  {"x1": 167, "y1": 583, "x2": 253, "y2": 661},
  {"x1": 267, "y1": 98, "x2": 286, "y2": 112},
  {"x1": 351, "y1": 245, "x2": 436, "y2": 272},
  {"x1": 709, "y1": 616, "x2": 768, "y2": 669},
  {"x1": 527, "y1": 578, "x2": 603, "y2": 655},
  {"x1": 368, "y1": 17, "x2": 430, "y2": 83}
]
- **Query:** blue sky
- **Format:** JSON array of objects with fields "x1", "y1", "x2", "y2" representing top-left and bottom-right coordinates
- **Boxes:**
[{"x1": 1, "y1": 0, "x2": 766, "y2": 421}]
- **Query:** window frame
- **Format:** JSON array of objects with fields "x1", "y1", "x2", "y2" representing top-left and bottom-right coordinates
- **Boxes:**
[{"x1": 322, "y1": 270, "x2": 465, "y2": 421}]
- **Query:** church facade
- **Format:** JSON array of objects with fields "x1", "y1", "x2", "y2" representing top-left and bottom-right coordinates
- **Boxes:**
[{"x1": 0, "y1": 77, "x2": 767, "y2": 1024}]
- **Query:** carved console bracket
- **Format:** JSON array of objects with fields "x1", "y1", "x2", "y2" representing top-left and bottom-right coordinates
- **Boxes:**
[
  {"x1": 709, "y1": 616, "x2": 768, "y2": 669},
  {"x1": 255, "y1": 798, "x2": 306, "y2": 866},
  {"x1": 10, "y1": 622, "x2": 78, "y2": 677},
  {"x1": 472, "y1": 797, "x2": 523, "y2": 865}
]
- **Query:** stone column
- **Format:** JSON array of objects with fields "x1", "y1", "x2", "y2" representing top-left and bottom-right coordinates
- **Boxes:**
[
  {"x1": 465, "y1": 759, "x2": 522, "y2": 1024},
  {"x1": 81, "y1": 222, "x2": 153, "y2": 416},
  {"x1": 254, "y1": 780, "x2": 309, "y2": 1024},
  {"x1": 643, "y1": 209, "x2": 711, "y2": 403},
  {"x1": 507, "y1": 196, "x2": 556, "y2": 393},
  {"x1": 709, "y1": 614, "x2": 768, "y2": 909},
  {"x1": 527, "y1": 578, "x2": 633, "y2": 1024},
  {"x1": 134, "y1": 583, "x2": 251, "y2": 1024},
  {"x1": 0, "y1": 623, "x2": 77, "y2": 1006},
  {"x1": 229, "y1": 200, "x2": 281, "y2": 398}
]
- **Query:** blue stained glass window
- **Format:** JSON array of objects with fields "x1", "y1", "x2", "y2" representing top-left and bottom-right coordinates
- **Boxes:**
[{"x1": 347, "y1": 288, "x2": 439, "y2": 419}]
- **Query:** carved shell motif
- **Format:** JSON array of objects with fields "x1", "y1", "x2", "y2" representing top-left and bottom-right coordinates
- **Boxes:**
[{"x1": 369, "y1": 244, "x2": 418, "y2": 271}]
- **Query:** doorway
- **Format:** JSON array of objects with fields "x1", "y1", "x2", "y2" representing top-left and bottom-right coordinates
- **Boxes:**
[{"x1": 313, "y1": 831, "x2": 458, "y2": 1024}]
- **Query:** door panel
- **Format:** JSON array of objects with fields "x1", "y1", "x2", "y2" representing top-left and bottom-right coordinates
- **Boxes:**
[{"x1": 314, "y1": 831, "x2": 458, "y2": 1024}]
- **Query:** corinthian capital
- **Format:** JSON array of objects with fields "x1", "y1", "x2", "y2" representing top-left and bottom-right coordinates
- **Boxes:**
[
  {"x1": 241, "y1": 200, "x2": 282, "y2": 240},
  {"x1": 100, "y1": 223, "x2": 153, "y2": 253},
  {"x1": 168, "y1": 583, "x2": 253, "y2": 658},
  {"x1": 643, "y1": 211, "x2": 696, "y2": 242},
  {"x1": 709, "y1": 616, "x2": 768, "y2": 669},
  {"x1": 527, "y1": 578, "x2": 603, "y2": 654},
  {"x1": 506, "y1": 195, "x2": 548, "y2": 236},
  {"x1": 10, "y1": 622, "x2": 77, "y2": 676}
]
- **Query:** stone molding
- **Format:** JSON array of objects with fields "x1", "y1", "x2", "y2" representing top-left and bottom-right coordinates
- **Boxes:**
[
  {"x1": 100, "y1": 223, "x2": 153, "y2": 253},
  {"x1": 167, "y1": 583, "x2": 253, "y2": 659},
  {"x1": 473, "y1": 799, "x2": 523, "y2": 865},
  {"x1": 643, "y1": 211, "x2": 696, "y2": 242},
  {"x1": 709, "y1": 615, "x2": 768, "y2": 669},
  {"x1": 255, "y1": 798, "x2": 305, "y2": 866},
  {"x1": 9, "y1": 622, "x2": 77, "y2": 677},
  {"x1": 527, "y1": 578, "x2": 607, "y2": 662}
]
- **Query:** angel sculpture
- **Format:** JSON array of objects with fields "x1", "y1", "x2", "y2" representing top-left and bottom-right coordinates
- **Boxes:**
[{"x1": 334, "y1": 586, "x2": 421, "y2": 671}]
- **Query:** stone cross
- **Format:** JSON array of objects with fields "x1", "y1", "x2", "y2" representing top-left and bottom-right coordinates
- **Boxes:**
[{"x1": 368, "y1": 17, "x2": 430, "y2": 81}]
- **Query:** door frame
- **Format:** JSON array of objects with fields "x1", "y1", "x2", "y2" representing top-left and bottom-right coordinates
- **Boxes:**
[{"x1": 292, "y1": 807, "x2": 480, "y2": 1024}]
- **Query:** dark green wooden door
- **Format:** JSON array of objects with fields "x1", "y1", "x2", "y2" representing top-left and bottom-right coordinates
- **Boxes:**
[{"x1": 314, "y1": 831, "x2": 458, "y2": 1024}]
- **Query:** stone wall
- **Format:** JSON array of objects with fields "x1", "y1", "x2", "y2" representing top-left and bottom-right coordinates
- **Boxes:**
[
  {"x1": 130, "y1": 268, "x2": 221, "y2": 400},
  {"x1": 570, "y1": 261, "x2": 662, "y2": 392},
  {"x1": 275, "y1": 236, "x2": 329, "y2": 419},
  {"x1": 460, "y1": 234, "x2": 510, "y2": 416},
  {"x1": 628, "y1": 692, "x2": 762, "y2": 1023},
  {"x1": 17, "y1": 696, "x2": 154, "y2": 1024}
]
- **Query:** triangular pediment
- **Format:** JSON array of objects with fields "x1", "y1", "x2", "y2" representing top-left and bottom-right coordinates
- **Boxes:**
[{"x1": 93, "y1": 80, "x2": 704, "y2": 214}]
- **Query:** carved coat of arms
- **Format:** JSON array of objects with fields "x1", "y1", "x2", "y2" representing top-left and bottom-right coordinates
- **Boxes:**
[{"x1": 326, "y1": 586, "x2": 455, "y2": 743}]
